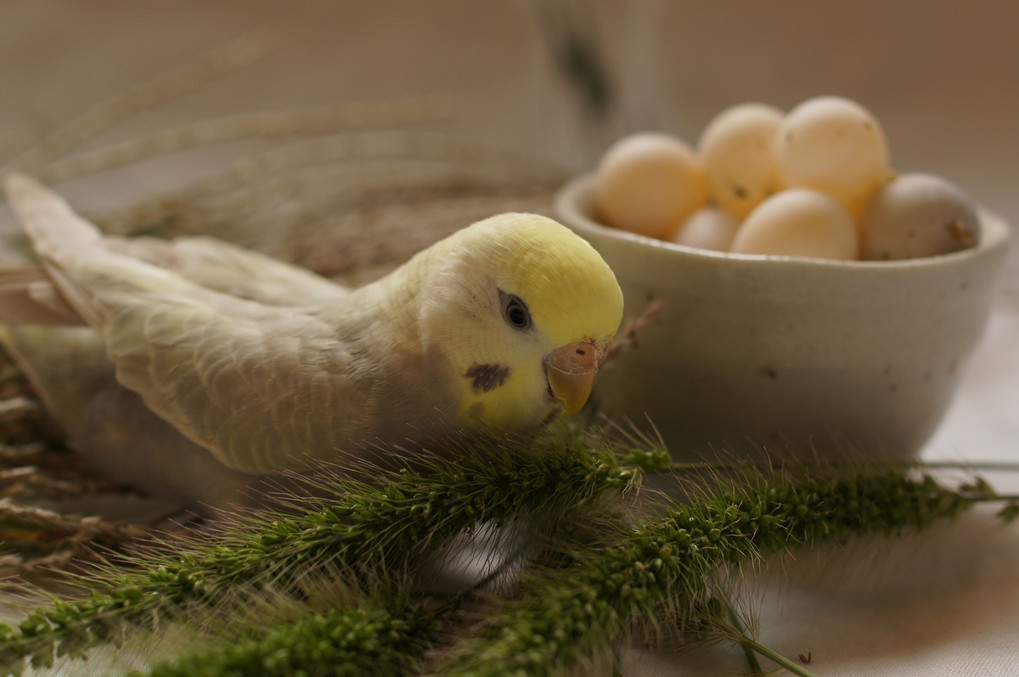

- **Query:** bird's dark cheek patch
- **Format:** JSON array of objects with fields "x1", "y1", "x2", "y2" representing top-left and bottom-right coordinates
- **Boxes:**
[{"x1": 465, "y1": 363, "x2": 511, "y2": 393}]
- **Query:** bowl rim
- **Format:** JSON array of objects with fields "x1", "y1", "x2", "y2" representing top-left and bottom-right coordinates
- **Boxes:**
[{"x1": 556, "y1": 173, "x2": 1014, "y2": 271}]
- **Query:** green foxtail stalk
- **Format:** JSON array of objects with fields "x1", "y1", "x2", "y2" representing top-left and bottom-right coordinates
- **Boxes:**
[
  {"x1": 0, "y1": 428, "x2": 636, "y2": 672},
  {"x1": 140, "y1": 596, "x2": 438, "y2": 677},
  {"x1": 431, "y1": 470, "x2": 975, "y2": 676}
]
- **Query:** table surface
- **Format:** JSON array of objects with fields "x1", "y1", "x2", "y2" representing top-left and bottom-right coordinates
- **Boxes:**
[{"x1": 1, "y1": 3, "x2": 1017, "y2": 675}]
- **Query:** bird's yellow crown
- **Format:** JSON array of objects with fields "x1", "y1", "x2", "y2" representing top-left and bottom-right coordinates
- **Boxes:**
[{"x1": 454, "y1": 213, "x2": 623, "y2": 346}]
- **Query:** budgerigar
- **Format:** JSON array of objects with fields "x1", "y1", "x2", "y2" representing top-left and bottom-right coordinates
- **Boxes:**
[{"x1": 0, "y1": 174, "x2": 623, "y2": 506}]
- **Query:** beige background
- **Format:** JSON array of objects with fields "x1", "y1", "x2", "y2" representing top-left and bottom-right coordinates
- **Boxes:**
[
  {"x1": 2, "y1": 2, "x2": 1017, "y2": 216},
  {"x1": 1, "y1": 2, "x2": 1018, "y2": 675}
]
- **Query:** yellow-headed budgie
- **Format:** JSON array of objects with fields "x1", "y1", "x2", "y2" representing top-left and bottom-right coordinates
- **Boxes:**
[{"x1": 0, "y1": 174, "x2": 623, "y2": 506}]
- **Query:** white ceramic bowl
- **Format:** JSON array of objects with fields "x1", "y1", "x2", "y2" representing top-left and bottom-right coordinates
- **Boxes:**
[{"x1": 557, "y1": 174, "x2": 1013, "y2": 462}]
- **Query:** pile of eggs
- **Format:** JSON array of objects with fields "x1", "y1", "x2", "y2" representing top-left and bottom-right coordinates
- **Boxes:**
[{"x1": 594, "y1": 96, "x2": 980, "y2": 261}]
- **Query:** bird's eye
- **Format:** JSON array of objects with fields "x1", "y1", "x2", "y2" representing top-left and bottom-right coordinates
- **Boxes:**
[{"x1": 500, "y1": 291, "x2": 532, "y2": 331}]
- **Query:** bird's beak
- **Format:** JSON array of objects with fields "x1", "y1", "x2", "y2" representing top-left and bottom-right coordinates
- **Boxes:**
[{"x1": 544, "y1": 340, "x2": 607, "y2": 416}]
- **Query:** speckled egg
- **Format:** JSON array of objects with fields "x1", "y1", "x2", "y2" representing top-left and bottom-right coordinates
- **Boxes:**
[
  {"x1": 860, "y1": 173, "x2": 980, "y2": 260},
  {"x1": 698, "y1": 102, "x2": 785, "y2": 218}
]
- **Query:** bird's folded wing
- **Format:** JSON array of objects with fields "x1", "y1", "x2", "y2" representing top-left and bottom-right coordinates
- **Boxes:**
[
  {"x1": 3, "y1": 174, "x2": 368, "y2": 473},
  {"x1": 104, "y1": 292, "x2": 368, "y2": 474},
  {"x1": 106, "y1": 235, "x2": 351, "y2": 307},
  {"x1": 0, "y1": 236, "x2": 350, "y2": 326}
]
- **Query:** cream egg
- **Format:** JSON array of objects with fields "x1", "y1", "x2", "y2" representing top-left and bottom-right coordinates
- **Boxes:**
[
  {"x1": 730, "y1": 188, "x2": 859, "y2": 260},
  {"x1": 671, "y1": 206, "x2": 740, "y2": 252},
  {"x1": 776, "y1": 96, "x2": 890, "y2": 217},
  {"x1": 595, "y1": 132, "x2": 708, "y2": 240},
  {"x1": 698, "y1": 102, "x2": 785, "y2": 218}
]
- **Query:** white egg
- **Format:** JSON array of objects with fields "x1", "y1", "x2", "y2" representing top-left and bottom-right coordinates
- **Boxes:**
[
  {"x1": 698, "y1": 102, "x2": 785, "y2": 218},
  {"x1": 776, "y1": 96, "x2": 890, "y2": 216},
  {"x1": 671, "y1": 207, "x2": 740, "y2": 252},
  {"x1": 731, "y1": 188, "x2": 859, "y2": 260},
  {"x1": 595, "y1": 132, "x2": 708, "y2": 240},
  {"x1": 859, "y1": 173, "x2": 980, "y2": 260}
]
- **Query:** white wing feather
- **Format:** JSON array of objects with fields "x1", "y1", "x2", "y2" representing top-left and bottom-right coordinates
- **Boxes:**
[
  {"x1": 0, "y1": 233, "x2": 350, "y2": 327},
  {"x1": 3, "y1": 174, "x2": 372, "y2": 473}
]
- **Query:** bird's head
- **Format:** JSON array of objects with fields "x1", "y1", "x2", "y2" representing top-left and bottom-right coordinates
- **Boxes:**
[{"x1": 417, "y1": 213, "x2": 623, "y2": 431}]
